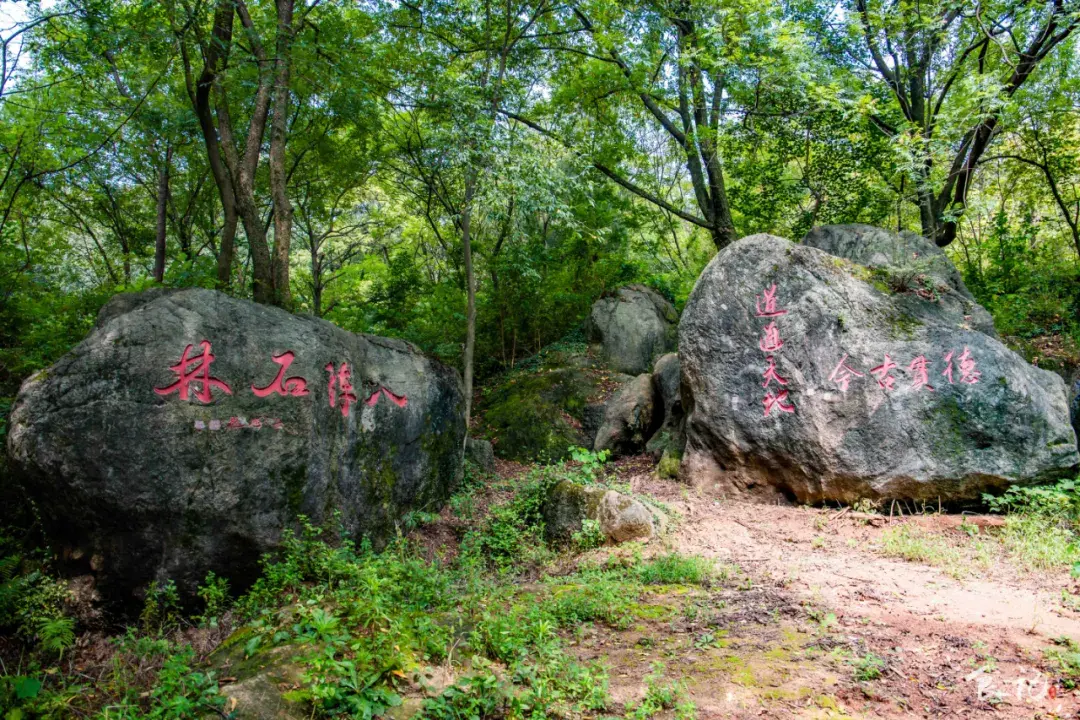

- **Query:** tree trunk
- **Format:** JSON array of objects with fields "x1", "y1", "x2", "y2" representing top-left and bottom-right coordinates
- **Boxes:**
[
  {"x1": 461, "y1": 174, "x2": 477, "y2": 429},
  {"x1": 236, "y1": 196, "x2": 274, "y2": 304},
  {"x1": 187, "y1": 0, "x2": 240, "y2": 290},
  {"x1": 269, "y1": 0, "x2": 295, "y2": 308},
  {"x1": 310, "y1": 230, "x2": 323, "y2": 316},
  {"x1": 153, "y1": 149, "x2": 171, "y2": 283},
  {"x1": 216, "y1": 209, "x2": 238, "y2": 288}
]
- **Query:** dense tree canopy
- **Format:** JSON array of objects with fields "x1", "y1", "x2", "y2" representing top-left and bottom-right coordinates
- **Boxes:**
[{"x1": 1, "y1": 0, "x2": 1079, "y2": 393}]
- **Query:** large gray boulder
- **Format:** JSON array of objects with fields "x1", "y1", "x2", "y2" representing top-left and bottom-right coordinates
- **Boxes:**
[
  {"x1": 1068, "y1": 367, "x2": 1080, "y2": 444},
  {"x1": 7, "y1": 289, "x2": 465, "y2": 610},
  {"x1": 680, "y1": 233, "x2": 1078, "y2": 504},
  {"x1": 593, "y1": 373, "x2": 659, "y2": 457},
  {"x1": 803, "y1": 224, "x2": 996, "y2": 337},
  {"x1": 465, "y1": 437, "x2": 496, "y2": 473},
  {"x1": 585, "y1": 284, "x2": 678, "y2": 375}
]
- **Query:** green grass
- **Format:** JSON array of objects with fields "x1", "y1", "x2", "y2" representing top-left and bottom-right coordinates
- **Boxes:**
[
  {"x1": 877, "y1": 524, "x2": 996, "y2": 578},
  {"x1": 879, "y1": 524, "x2": 961, "y2": 565},
  {"x1": 634, "y1": 554, "x2": 716, "y2": 586},
  {"x1": 1000, "y1": 514, "x2": 1080, "y2": 571},
  {"x1": 1046, "y1": 637, "x2": 1080, "y2": 689},
  {"x1": 852, "y1": 652, "x2": 886, "y2": 682}
]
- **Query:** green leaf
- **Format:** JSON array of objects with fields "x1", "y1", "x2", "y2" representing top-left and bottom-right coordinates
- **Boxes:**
[{"x1": 14, "y1": 676, "x2": 42, "y2": 700}]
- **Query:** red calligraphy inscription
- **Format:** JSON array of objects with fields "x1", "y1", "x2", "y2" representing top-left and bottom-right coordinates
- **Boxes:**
[
  {"x1": 758, "y1": 322, "x2": 784, "y2": 353},
  {"x1": 325, "y1": 362, "x2": 358, "y2": 417},
  {"x1": 763, "y1": 390, "x2": 795, "y2": 417},
  {"x1": 958, "y1": 347, "x2": 981, "y2": 384},
  {"x1": 943, "y1": 348, "x2": 981, "y2": 385},
  {"x1": 365, "y1": 386, "x2": 409, "y2": 408},
  {"x1": 755, "y1": 284, "x2": 788, "y2": 318},
  {"x1": 828, "y1": 354, "x2": 864, "y2": 392},
  {"x1": 761, "y1": 356, "x2": 787, "y2": 389},
  {"x1": 155, "y1": 341, "x2": 233, "y2": 403},
  {"x1": 907, "y1": 355, "x2": 934, "y2": 392},
  {"x1": 251, "y1": 351, "x2": 310, "y2": 398},
  {"x1": 870, "y1": 354, "x2": 898, "y2": 392}
]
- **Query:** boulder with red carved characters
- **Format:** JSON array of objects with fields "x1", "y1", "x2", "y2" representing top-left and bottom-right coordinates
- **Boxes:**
[
  {"x1": 7, "y1": 288, "x2": 465, "y2": 613},
  {"x1": 679, "y1": 233, "x2": 1077, "y2": 503}
]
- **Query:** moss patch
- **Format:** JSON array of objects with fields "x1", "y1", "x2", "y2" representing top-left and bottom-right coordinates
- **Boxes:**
[{"x1": 477, "y1": 366, "x2": 611, "y2": 462}]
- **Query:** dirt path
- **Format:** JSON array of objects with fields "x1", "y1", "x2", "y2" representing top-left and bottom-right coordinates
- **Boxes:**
[{"x1": 609, "y1": 477, "x2": 1080, "y2": 718}]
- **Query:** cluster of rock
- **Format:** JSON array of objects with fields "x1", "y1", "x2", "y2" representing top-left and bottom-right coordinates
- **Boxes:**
[
  {"x1": 679, "y1": 225, "x2": 1079, "y2": 503},
  {"x1": 584, "y1": 286, "x2": 685, "y2": 472},
  {"x1": 7, "y1": 289, "x2": 466, "y2": 611},
  {"x1": 474, "y1": 283, "x2": 683, "y2": 465}
]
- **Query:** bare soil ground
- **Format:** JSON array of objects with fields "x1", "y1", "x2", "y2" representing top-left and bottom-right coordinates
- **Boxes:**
[{"x1": 584, "y1": 471, "x2": 1080, "y2": 719}]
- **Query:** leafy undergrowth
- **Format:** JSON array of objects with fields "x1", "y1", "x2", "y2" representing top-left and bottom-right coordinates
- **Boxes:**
[{"x1": 0, "y1": 455, "x2": 725, "y2": 720}]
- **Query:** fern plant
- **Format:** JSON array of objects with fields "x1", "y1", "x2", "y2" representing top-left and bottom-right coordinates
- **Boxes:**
[{"x1": 35, "y1": 615, "x2": 75, "y2": 660}]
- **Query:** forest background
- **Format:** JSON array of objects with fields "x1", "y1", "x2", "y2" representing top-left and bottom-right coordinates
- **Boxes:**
[{"x1": 1, "y1": 0, "x2": 1079, "y2": 420}]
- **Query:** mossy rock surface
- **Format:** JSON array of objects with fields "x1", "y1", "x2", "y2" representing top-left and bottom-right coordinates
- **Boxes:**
[
  {"x1": 210, "y1": 626, "x2": 309, "y2": 720},
  {"x1": 476, "y1": 345, "x2": 630, "y2": 462},
  {"x1": 541, "y1": 479, "x2": 663, "y2": 544}
]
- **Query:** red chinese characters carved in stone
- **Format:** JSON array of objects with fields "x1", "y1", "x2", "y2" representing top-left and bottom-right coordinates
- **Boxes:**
[
  {"x1": 251, "y1": 351, "x2": 310, "y2": 398},
  {"x1": 907, "y1": 355, "x2": 935, "y2": 392},
  {"x1": 325, "y1": 362, "x2": 358, "y2": 417},
  {"x1": 763, "y1": 390, "x2": 795, "y2": 417},
  {"x1": 365, "y1": 386, "x2": 409, "y2": 408},
  {"x1": 958, "y1": 347, "x2": 981, "y2": 384},
  {"x1": 870, "y1": 354, "x2": 898, "y2": 392},
  {"x1": 828, "y1": 354, "x2": 864, "y2": 392},
  {"x1": 758, "y1": 322, "x2": 784, "y2": 353},
  {"x1": 942, "y1": 348, "x2": 981, "y2": 385},
  {"x1": 154, "y1": 341, "x2": 233, "y2": 403},
  {"x1": 761, "y1": 356, "x2": 788, "y2": 389},
  {"x1": 755, "y1": 284, "x2": 788, "y2": 318}
]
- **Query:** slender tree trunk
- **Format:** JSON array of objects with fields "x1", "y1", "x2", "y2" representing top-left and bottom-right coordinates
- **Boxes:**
[
  {"x1": 310, "y1": 230, "x2": 323, "y2": 316},
  {"x1": 216, "y1": 208, "x2": 238, "y2": 288},
  {"x1": 269, "y1": 0, "x2": 295, "y2": 308},
  {"x1": 153, "y1": 148, "x2": 171, "y2": 283},
  {"x1": 235, "y1": 196, "x2": 274, "y2": 303},
  {"x1": 461, "y1": 174, "x2": 477, "y2": 429}
]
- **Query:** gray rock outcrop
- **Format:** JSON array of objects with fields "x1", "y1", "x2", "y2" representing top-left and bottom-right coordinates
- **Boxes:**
[
  {"x1": 651, "y1": 353, "x2": 682, "y2": 422},
  {"x1": 645, "y1": 353, "x2": 685, "y2": 474},
  {"x1": 585, "y1": 284, "x2": 678, "y2": 375},
  {"x1": 680, "y1": 233, "x2": 1078, "y2": 503},
  {"x1": 8, "y1": 289, "x2": 465, "y2": 610}
]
